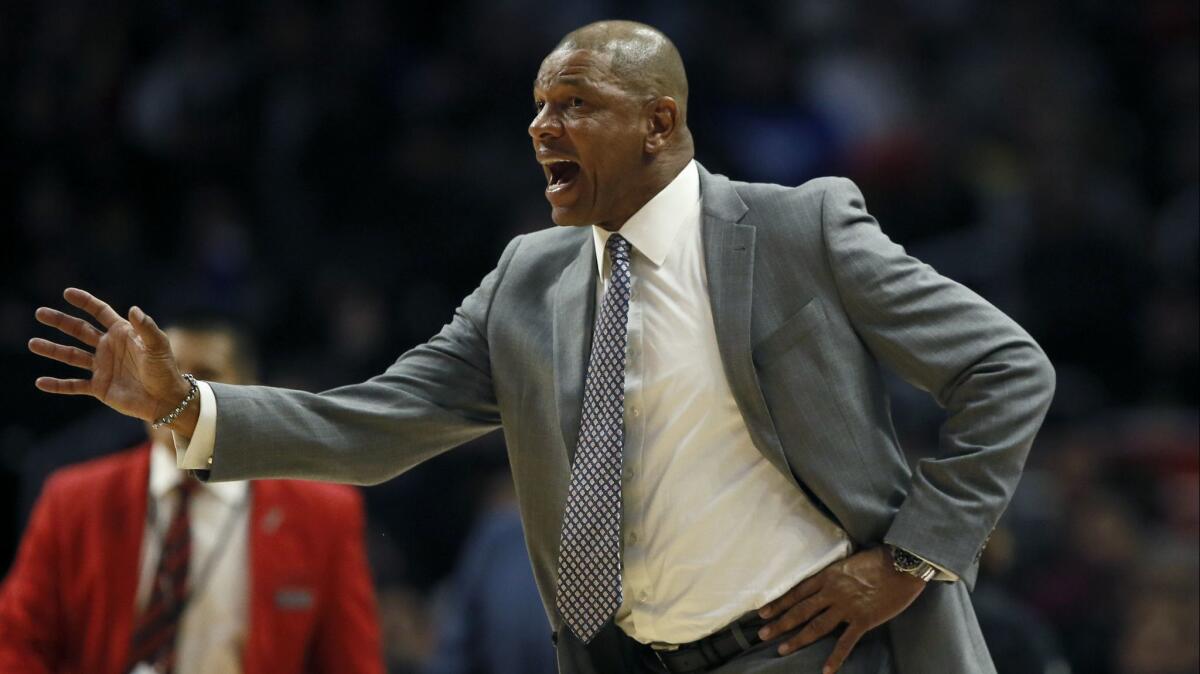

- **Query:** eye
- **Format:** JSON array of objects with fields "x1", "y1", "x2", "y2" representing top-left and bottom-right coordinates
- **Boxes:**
[
  {"x1": 533, "y1": 99, "x2": 545, "y2": 113},
  {"x1": 569, "y1": 97, "x2": 584, "y2": 108}
]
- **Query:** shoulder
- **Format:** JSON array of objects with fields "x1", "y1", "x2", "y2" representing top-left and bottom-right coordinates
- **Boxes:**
[
  {"x1": 506, "y1": 225, "x2": 590, "y2": 262},
  {"x1": 26, "y1": 445, "x2": 148, "y2": 536},
  {"x1": 40, "y1": 444, "x2": 147, "y2": 502},
  {"x1": 700, "y1": 164, "x2": 857, "y2": 231},
  {"x1": 490, "y1": 225, "x2": 591, "y2": 290},
  {"x1": 733, "y1": 175, "x2": 856, "y2": 219}
]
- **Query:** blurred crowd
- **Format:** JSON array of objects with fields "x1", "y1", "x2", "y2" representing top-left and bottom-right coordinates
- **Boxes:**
[{"x1": 1, "y1": 1, "x2": 1196, "y2": 673}]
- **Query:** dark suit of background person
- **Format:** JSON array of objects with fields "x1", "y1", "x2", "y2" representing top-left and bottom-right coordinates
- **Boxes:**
[
  {"x1": 181, "y1": 166, "x2": 1055, "y2": 674},
  {"x1": 0, "y1": 321, "x2": 385, "y2": 674},
  {"x1": 424, "y1": 501, "x2": 558, "y2": 674}
]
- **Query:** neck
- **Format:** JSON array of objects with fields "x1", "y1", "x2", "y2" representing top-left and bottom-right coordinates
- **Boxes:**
[{"x1": 597, "y1": 154, "x2": 693, "y2": 232}]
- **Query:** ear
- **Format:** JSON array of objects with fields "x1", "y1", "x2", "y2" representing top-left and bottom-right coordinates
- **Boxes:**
[{"x1": 643, "y1": 97, "x2": 680, "y2": 154}]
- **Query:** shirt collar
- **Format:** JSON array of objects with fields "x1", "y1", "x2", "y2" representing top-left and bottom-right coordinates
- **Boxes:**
[
  {"x1": 592, "y1": 160, "x2": 700, "y2": 273},
  {"x1": 149, "y1": 440, "x2": 246, "y2": 505}
]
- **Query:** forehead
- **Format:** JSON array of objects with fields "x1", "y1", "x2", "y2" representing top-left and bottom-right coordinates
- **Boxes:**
[{"x1": 534, "y1": 49, "x2": 618, "y2": 92}]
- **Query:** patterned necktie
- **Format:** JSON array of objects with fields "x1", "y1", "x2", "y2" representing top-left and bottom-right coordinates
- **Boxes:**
[
  {"x1": 556, "y1": 233, "x2": 633, "y2": 643},
  {"x1": 128, "y1": 479, "x2": 197, "y2": 674}
]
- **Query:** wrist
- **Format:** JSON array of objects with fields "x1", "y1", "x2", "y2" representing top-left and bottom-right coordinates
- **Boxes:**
[
  {"x1": 152, "y1": 376, "x2": 189, "y2": 418},
  {"x1": 166, "y1": 379, "x2": 192, "y2": 410},
  {"x1": 168, "y1": 401, "x2": 201, "y2": 438},
  {"x1": 152, "y1": 374, "x2": 198, "y2": 430}
]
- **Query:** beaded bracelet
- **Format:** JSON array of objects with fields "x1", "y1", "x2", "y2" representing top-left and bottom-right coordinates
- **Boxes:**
[{"x1": 151, "y1": 373, "x2": 198, "y2": 429}]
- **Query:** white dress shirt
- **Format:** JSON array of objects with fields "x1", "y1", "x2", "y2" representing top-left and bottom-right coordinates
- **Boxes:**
[{"x1": 143, "y1": 441, "x2": 249, "y2": 674}]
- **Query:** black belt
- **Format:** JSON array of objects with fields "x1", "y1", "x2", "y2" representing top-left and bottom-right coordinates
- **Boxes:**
[{"x1": 648, "y1": 613, "x2": 767, "y2": 673}]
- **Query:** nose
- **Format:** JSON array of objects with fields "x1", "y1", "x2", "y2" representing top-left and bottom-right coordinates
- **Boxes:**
[{"x1": 528, "y1": 105, "x2": 562, "y2": 140}]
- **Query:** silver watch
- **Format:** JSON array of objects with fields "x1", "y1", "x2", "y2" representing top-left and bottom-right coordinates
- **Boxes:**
[{"x1": 889, "y1": 545, "x2": 937, "y2": 582}]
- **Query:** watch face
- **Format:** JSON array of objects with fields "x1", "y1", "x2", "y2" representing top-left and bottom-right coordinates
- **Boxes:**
[{"x1": 892, "y1": 548, "x2": 922, "y2": 571}]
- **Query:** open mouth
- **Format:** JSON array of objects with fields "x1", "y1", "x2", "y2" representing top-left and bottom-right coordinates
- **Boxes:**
[{"x1": 545, "y1": 160, "x2": 581, "y2": 192}]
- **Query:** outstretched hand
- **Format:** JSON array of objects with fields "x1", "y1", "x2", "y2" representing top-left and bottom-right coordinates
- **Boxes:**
[
  {"x1": 29, "y1": 288, "x2": 193, "y2": 430},
  {"x1": 757, "y1": 547, "x2": 927, "y2": 674}
]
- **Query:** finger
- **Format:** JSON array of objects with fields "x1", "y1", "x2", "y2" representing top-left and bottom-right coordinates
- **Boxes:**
[
  {"x1": 759, "y1": 573, "x2": 824, "y2": 619},
  {"x1": 759, "y1": 593, "x2": 833, "y2": 641},
  {"x1": 35, "y1": 307, "x2": 102, "y2": 348},
  {"x1": 127, "y1": 306, "x2": 171, "y2": 355},
  {"x1": 778, "y1": 608, "x2": 842, "y2": 656},
  {"x1": 28, "y1": 338, "x2": 94, "y2": 371},
  {"x1": 34, "y1": 377, "x2": 92, "y2": 396},
  {"x1": 821, "y1": 625, "x2": 866, "y2": 674},
  {"x1": 63, "y1": 288, "x2": 123, "y2": 330}
]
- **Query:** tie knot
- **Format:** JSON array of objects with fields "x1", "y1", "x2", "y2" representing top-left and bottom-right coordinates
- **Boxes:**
[{"x1": 606, "y1": 234, "x2": 630, "y2": 265}]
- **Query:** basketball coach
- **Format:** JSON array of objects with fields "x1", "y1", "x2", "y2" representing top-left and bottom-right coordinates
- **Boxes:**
[{"x1": 28, "y1": 20, "x2": 1055, "y2": 674}]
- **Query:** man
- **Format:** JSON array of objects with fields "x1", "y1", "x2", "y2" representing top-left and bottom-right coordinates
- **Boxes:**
[
  {"x1": 6, "y1": 317, "x2": 383, "y2": 674},
  {"x1": 27, "y1": 20, "x2": 1054, "y2": 674}
]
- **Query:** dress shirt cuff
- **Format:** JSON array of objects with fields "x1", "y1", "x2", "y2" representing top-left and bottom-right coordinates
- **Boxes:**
[{"x1": 174, "y1": 380, "x2": 217, "y2": 470}]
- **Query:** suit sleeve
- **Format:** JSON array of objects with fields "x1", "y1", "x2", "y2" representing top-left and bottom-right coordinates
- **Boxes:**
[
  {"x1": 204, "y1": 235, "x2": 523, "y2": 485},
  {"x1": 311, "y1": 490, "x2": 384, "y2": 674},
  {"x1": 0, "y1": 480, "x2": 64, "y2": 674},
  {"x1": 819, "y1": 177, "x2": 1055, "y2": 579}
]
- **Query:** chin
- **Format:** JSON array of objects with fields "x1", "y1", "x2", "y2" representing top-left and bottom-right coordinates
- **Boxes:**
[{"x1": 550, "y1": 206, "x2": 591, "y2": 228}]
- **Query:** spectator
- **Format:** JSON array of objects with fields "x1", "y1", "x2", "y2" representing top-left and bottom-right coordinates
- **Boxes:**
[{"x1": 0, "y1": 316, "x2": 384, "y2": 674}]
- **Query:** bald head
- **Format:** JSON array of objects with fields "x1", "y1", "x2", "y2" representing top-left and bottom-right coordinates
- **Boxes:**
[{"x1": 553, "y1": 20, "x2": 689, "y2": 124}]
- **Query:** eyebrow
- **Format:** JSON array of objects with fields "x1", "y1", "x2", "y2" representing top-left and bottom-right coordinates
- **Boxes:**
[
  {"x1": 532, "y1": 76, "x2": 594, "y2": 95},
  {"x1": 534, "y1": 62, "x2": 599, "y2": 87}
]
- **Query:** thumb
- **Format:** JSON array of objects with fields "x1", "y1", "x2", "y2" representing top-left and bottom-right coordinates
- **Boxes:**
[{"x1": 128, "y1": 306, "x2": 172, "y2": 355}]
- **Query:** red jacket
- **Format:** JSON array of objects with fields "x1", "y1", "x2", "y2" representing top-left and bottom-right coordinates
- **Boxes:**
[{"x1": 0, "y1": 443, "x2": 384, "y2": 674}]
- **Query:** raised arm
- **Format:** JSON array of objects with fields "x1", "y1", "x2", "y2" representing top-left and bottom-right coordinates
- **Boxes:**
[
  {"x1": 201, "y1": 236, "x2": 520, "y2": 485},
  {"x1": 30, "y1": 237, "x2": 522, "y2": 486}
]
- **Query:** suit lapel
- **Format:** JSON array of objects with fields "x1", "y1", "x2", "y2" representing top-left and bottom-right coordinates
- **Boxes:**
[
  {"x1": 700, "y1": 169, "x2": 755, "y2": 401},
  {"x1": 699, "y1": 166, "x2": 796, "y2": 484},
  {"x1": 553, "y1": 238, "x2": 598, "y2": 465}
]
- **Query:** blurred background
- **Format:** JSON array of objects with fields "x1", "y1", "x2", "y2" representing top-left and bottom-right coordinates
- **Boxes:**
[{"x1": 1, "y1": 1, "x2": 1196, "y2": 673}]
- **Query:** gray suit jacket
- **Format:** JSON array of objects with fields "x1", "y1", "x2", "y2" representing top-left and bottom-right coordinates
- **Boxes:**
[{"x1": 206, "y1": 165, "x2": 1054, "y2": 674}]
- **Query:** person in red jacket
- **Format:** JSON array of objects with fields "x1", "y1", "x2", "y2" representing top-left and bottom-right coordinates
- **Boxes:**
[{"x1": 0, "y1": 316, "x2": 384, "y2": 674}]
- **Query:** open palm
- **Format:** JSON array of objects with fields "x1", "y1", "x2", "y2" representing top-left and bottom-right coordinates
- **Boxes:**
[{"x1": 29, "y1": 288, "x2": 186, "y2": 423}]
